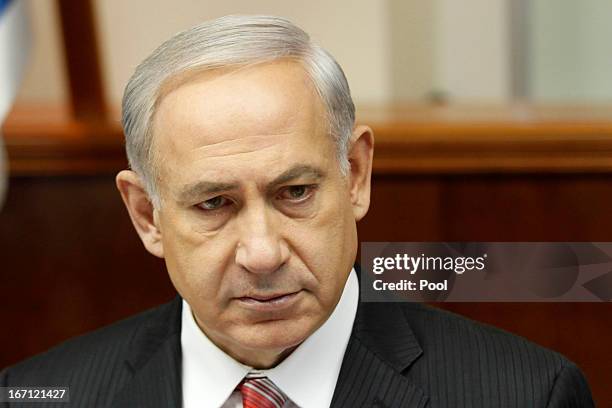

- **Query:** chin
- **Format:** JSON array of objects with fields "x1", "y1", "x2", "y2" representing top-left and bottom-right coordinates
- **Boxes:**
[{"x1": 235, "y1": 316, "x2": 316, "y2": 353}]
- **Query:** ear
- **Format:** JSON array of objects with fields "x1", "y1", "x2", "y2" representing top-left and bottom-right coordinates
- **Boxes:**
[
  {"x1": 115, "y1": 170, "x2": 165, "y2": 258},
  {"x1": 347, "y1": 125, "x2": 374, "y2": 221}
]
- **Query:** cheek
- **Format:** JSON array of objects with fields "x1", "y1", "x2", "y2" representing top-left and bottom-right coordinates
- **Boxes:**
[
  {"x1": 286, "y1": 187, "x2": 357, "y2": 298},
  {"x1": 313, "y1": 182, "x2": 356, "y2": 250},
  {"x1": 159, "y1": 209, "x2": 235, "y2": 302}
]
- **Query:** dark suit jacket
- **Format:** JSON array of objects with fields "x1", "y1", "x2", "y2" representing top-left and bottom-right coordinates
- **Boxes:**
[{"x1": 1, "y1": 295, "x2": 594, "y2": 407}]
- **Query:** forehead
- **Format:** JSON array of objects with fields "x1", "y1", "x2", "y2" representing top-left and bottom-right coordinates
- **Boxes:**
[{"x1": 153, "y1": 60, "x2": 327, "y2": 161}]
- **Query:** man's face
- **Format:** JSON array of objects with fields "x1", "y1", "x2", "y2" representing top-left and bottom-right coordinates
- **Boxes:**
[{"x1": 150, "y1": 60, "x2": 362, "y2": 365}]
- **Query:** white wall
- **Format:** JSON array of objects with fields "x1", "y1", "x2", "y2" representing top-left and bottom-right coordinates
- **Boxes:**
[
  {"x1": 93, "y1": 0, "x2": 392, "y2": 105},
  {"x1": 531, "y1": 0, "x2": 612, "y2": 101},
  {"x1": 15, "y1": 0, "x2": 518, "y2": 106},
  {"x1": 434, "y1": 0, "x2": 510, "y2": 102},
  {"x1": 388, "y1": 0, "x2": 437, "y2": 100},
  {"x1": 15, "y1": 0, "x2": 67, "y2": 104}
]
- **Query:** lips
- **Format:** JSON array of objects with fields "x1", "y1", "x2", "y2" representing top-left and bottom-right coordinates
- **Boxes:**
[
  {"x1": 235, "y1": 290, "x2": 302, "y2": 312},
  {"x1": 239, "y1": 291, "x2": 299, "y2": 302}
]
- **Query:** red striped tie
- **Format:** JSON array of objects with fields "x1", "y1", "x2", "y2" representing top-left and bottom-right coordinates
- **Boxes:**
[{"x1": 239, "y1": 373, "x2": 287, "y2": 408}]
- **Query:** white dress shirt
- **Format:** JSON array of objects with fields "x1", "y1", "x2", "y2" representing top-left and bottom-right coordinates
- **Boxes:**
[{"x1": 181, "y1": 269, "x2": 359, "y2": 408}]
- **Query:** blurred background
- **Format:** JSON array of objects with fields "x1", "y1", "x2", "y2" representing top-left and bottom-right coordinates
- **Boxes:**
[
  {"x1": 1, "y1": 0, "x2": 611, "y2": 405},
  {"x1": 13, "y1": 0, "x2": 612, "y2": 105}
]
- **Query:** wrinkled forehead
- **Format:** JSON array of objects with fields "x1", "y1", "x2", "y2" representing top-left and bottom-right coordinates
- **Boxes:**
[{"x1": 149, "y1": 60, "x2": 332, "y2": 185}]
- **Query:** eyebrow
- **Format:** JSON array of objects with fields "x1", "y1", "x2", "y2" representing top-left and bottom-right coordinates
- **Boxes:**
[
  {"x1": 176, "y1": 164, "x2": 326, "y2": 203},
  {"x1": 267, "y1": 165, "x2": 325, "y2": 190}
]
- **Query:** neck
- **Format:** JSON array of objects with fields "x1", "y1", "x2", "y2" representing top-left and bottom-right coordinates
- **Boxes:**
[{"x1": 228, "y1": 344, "x2": 298, "y2": 369}]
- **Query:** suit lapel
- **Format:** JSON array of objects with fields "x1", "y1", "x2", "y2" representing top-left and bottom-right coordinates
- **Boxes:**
[
  {"x1": 330, "y1": 300, "x2": 429, "y2": 408},
  {"x1": 111, "y1": 297, "x2": 183, "y2": 408}
]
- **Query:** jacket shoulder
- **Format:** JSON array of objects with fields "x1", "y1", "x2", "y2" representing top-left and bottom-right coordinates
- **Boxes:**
[
  {"x1": 400, "y1": 302, "x2": 564, "y2": 356},
  {"x1": 395, "y1": 302, "x2": 594, "y2": 407},
  {"x1": 1, "y1": 297, "x2": 180, "y2": 394}
]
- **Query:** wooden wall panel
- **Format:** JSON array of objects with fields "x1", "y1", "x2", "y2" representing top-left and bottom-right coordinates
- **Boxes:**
[
  {"x1": 0, "y1": 176, "x2": 172, "y2": 366},
  {"x1": 56, "y1": 0, "x2": 107, "y2": 121},
  {"x1": 358, "y1": 176, "x2": 444, "y2": 241},
  {"x1": 441, "y1": 175, "x2": 612, "y2": 241}
]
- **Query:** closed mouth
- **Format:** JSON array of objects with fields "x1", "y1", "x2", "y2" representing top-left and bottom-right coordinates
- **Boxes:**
[{"x1": 238, "y1": 291, "x2": 299, "y2": 303}]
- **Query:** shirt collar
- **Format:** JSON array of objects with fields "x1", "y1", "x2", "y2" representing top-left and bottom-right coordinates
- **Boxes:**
[
  {"x1": 181, "y1": 268, "x2": 359, "y2": 408},
  {"x1": 266, "y1": 268, "x2": 359, "y2": 407},
  {"x1": 181, "y1": 300, "x2": 251, "y2": 407}
]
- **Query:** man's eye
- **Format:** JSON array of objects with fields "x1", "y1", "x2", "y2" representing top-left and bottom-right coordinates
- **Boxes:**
[
  {"x1": 197, "y1": 196, "x2": 228, "y2": 211},
  {"x1": 279, "y1": 185, "x2": 313, "y2": 201}
]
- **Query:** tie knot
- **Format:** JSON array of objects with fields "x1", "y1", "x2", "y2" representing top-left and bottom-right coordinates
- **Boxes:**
[{"x1": 239, "y1": 374, "x2": 287, "y2": 408}]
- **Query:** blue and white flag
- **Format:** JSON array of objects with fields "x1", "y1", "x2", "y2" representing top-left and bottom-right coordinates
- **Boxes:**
[{"x1": 0, "y1": 0, "x2": 30, "y2": 207}]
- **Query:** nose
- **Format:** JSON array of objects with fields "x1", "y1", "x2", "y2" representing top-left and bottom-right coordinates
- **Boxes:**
[{"x1": 235, "y1": 204, "x2": 290, "y2": 274}]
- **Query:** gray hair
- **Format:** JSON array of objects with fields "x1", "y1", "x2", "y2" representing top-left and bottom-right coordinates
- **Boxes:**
[{"x1": 121, "y1": 15, "x2": 355, "y2": 205}]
